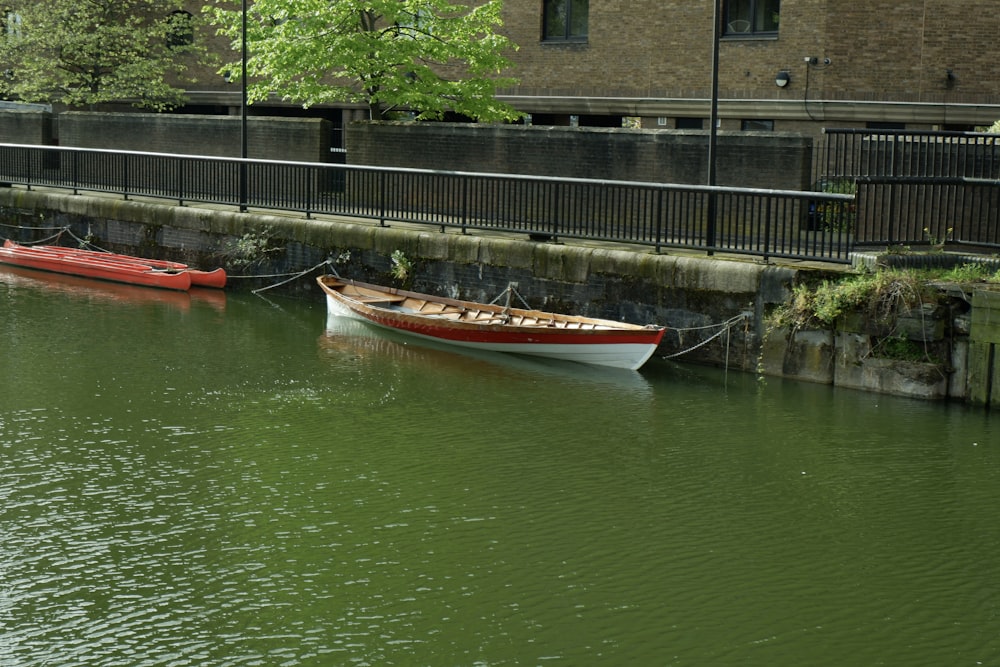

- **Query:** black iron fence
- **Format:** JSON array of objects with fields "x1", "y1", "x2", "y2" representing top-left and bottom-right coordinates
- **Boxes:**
[
  {"x1": 0, "y1": 143, "x2": 855, "y2": 263},
  {"x1": 817, "y1": 129, "x2": 1000, "y2": 249},
  {"x1": 818, "y1": 128, "x2": 1000, "y2": 181}
]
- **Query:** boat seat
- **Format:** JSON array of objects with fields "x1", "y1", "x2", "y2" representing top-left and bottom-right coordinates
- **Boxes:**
[
  {"x1": 421, "y1": 306, "x2": 465, "y2": 315},
  {"x1": 350, "y1": 294, "x2": 408, "y2": 303}
]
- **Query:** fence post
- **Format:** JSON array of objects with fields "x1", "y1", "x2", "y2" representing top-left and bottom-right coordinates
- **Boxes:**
[
  {"x1": 176, "y1": 156, "x2": 184, "y2": 206},
  {"x1": 306, "y1": 164, "x2": 314, "y2": 219},
  {"x1": 379, "y1": 170, "x2": 388, "y2": 227},
  {"x1": 762, "y1": 196, "x2": 772, "y2": 263},
  {"x1": 459, "y1": 177, "x2": 468, "y2": 234},
  {"x1": 706, "y1": 190, "x2": 717, "y2": 255},
  {"x1": 654, "y1": 188, "x2": 664, "y2": 253}
]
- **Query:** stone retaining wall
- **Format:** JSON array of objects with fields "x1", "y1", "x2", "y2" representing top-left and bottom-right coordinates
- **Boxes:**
[
  {"x1": 3, "y1": 186, "x2": 994, "y2": 404},
  {"x1": 0, "y1": 186, "x2": 804, "y2": 373}
]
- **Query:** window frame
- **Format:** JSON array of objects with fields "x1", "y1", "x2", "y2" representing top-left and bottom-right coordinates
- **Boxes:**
[
  {"x1": 165, "y1": 10, "x2": 195, "y2": 49},
  {"x1": 2, "y1": 10, "x2": 23, "y2": 39},
  {"x1": 542, "y1": 0, "x2": 588, "y2": 43},
  {"x1": 741, "y1": 119, "x2": 775, "y2": 132},
  {"x1": 723, "y1": 0, "x2": 779, "y2": 38}
]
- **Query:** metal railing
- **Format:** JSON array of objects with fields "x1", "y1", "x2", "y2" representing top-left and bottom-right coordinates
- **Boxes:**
[
  {"x1": 816, "y1": 130, "x2": 1000, "y2": 249},
  {"x1": 0, "y1": 143, "x2": 855, "y2": 263},
  {"x1": 818, "y1": 128, "x2": 1000, "y2": 181}
]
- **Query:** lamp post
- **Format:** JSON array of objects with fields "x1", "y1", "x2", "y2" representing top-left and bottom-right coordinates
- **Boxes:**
[
  {"x1": 706, "y1": 0, "x2": 722, "y2": 252},
  {"x1": 239, "y1": 0, "x2": 248, "y2": 212}
]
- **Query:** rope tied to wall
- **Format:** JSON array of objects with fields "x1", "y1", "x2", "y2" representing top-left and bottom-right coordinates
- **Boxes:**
[
  {"x1": 248, "y1": 259, "x2": 332, "y2": 294},
  {"x1": 660, "y1": 313, "x2": 749, "y2": 361}
]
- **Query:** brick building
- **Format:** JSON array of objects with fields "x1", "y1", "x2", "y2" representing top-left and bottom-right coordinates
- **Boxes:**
[
  {"x1": 176, "y1": 0, "x2": 1000, "y2": 143},
  {"x1": 8, "y1": 1, "x2": 998, "y2": 147},
  {"x1": 492, "y1": 0, "x2": 1000, "y2": 139}
]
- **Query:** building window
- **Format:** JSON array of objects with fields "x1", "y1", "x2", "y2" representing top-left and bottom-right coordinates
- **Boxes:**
[
  {"x1": 397, "y1": 8, "x2": 432, "y2": 38},
  {"x1": 866, "y1": 121, "x2": 905, "y2": 130},
  {"x1": 724, "y1": 0, "x2": 779, "y2": 36},
  {"x1": 543, "y1": 0, "x2": 588, "y2": 41},
  {"x1": 742, "y1": 119, "x2": 774, "y2": 131},
  {"x1": 2, "y1": 10, "x2": 22, "y2": 38},
  {"x1": 676, "y1": 117, "x2": 704, "y2": 130},
  {"x1": 166, "y1": 10, "x2": 194, "y2": 48}
]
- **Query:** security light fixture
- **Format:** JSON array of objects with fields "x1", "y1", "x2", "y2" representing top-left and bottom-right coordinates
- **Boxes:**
[{"x1": 775, "y1": 70, "x2": 791, "y2": 88}]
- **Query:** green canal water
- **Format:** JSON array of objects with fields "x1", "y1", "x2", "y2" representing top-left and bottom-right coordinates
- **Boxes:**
[{"x1": 1, "y1": 266, "x2": 998, "y2": 666}]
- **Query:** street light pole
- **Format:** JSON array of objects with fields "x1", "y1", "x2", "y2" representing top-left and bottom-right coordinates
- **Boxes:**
[
  {"x1": 239, "y1": 0, "x2": 248, "y2": 212},
  {"x1": 706, "y1": 0, "x2": 722, "y2": 252}
]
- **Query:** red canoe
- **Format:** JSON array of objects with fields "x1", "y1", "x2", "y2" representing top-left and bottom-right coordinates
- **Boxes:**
[
  {"x1": 0, "y1": 241, "x2": 226, "y2": 289},
  {"x1": 0, "y1": 240, "x2": 193, "y2": 291}
]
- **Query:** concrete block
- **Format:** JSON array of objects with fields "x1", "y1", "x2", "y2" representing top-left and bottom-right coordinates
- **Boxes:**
[
  {"x1": 896, "y1": 304, "x2": 946, "y2": 342},
  {"x1": 949, "y1": 339, "x2": 969, "y2": 399},
  {"x1": 837, "y1": 358, "x2": 949, "y2": 400},
  {"x1": 967, "y1": 341, "x2": 1000, "y2": 406},
  {"x1": 672, "y1": 255, "x2": 761, "y2": 293},
  {"x1": 836, "y1": 329, "x2": 949, "y2": 399},
  {"x1": 971, "y1": 289, "x2": 1000, "y2": 344},
  {"x1": 760, "y1": 327, "x2": 834, "y2": 384},
  {"x1": 833, "y1": 330, "x2": 871, "y2": 389}
]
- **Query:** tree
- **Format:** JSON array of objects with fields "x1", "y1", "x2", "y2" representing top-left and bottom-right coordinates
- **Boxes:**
[
  {"x1": 206, "y1": 0, "x2": 522, "y2": 122},
  {"x1": 0, "y1": 0, "x2": 207, "y2": 111}
]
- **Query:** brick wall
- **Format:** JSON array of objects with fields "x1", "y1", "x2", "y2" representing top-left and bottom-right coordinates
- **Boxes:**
[
  {"x1": 499, "y1": 0, "x2": 1000, "y2": 104},
  {"x1": 58, "y1": 112, "x2": 332, "y2": 163},
  {"x1": 347, "y1": 122, "x2": 812, "y2": 190},
  {"x1": 0, "y1": 110, "x2": 54, "y2": 145}
]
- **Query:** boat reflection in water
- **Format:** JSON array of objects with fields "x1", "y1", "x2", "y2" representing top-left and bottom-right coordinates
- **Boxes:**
[
  {"x1": 0, "y1": 265, "x2": 226, "y2": 312},
  {"x1": 319, "y1": 313, "x2": 653, "y2": 395}
]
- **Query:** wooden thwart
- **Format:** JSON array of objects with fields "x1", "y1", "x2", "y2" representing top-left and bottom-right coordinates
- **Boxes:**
[{"x1": 352, "y1": 294, "x2": 407, "y2": 304}]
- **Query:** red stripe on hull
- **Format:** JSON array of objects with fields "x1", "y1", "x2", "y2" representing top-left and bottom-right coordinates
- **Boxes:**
[{"x1": 364, "y1": 310, "x2": 664, "y2": 347}]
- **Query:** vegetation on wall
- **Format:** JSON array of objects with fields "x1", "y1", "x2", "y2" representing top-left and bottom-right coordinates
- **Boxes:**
[
  {"x1": 770, "y1": 271, "x2": 926, "y2": 331},
  {"x1": 0, "y1": 0, "x2": 209, "y2": 110},
  {"x1": 766, "y1": 265, "x2": 1000, "y2": 364},
  {"x1": 389, "y1": 249, "x2": 415, "y2": 288},
  {"x1": 810, "y1": 178, "x2": 857, "y2": 232},
  {"x1": 771, "y1": 265, "x2": 999, "y2": 332},
  {"x1": 225, "y1": 227, "x2": 281, "y2": 269},
  {"x1": 206, "y1": 0, "x2": 522, "y2": 122}
]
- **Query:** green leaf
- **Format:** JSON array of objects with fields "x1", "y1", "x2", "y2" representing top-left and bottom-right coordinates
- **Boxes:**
[
  {"x1": 0, "y1": 0, "x2": 211, "y2": 110},
  {"x1": 204, "y1": 0, "x2": 522, "y2": 121}
]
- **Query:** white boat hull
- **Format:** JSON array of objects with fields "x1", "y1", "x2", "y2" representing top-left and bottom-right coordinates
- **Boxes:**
[{"x1": 325, "y1": 293, "x2": 660, "y2": 370}]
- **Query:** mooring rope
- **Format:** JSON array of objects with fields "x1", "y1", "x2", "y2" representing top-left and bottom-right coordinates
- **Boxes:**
[
  {"x1": 249, "y1": 259, "x2": 332, "y2": 294},
  {"x1": 488, "y1": 283, "x2": 532, "y2": 310},
  {"x1": 0, "y1": 222, "x2": 67, "y2": 231},
  {"x1": 1, "y1": 222, "x2": 753, "y2": 360},
  {"x1": 660, "y1": 313, "x2": 748, "y2": 360}
]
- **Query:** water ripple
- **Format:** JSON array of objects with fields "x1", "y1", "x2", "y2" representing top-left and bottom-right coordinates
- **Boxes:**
[{"x1": 3, "y1": 291, "x2": 1000, "y2": 666}]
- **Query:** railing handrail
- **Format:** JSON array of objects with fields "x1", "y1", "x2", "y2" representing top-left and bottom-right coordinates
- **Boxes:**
[
  {"x1": 0, "y1": 142, "x2": 857, "y2": 264},
  {"x1": 823, "y1": 128, "x2": 1000, "y2": 140},
  {"x1": 857, "y1": 175, "x2": 1000, "y2": 186},
  {"x1": 0, "y1": 142, "x2": 850, "y2": 202}
]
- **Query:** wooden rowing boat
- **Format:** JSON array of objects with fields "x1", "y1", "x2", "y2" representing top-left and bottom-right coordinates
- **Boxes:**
[
  {"x1": 0, "y1": 240, "x2": 226, "y2": 290},
  {"x1": 316, "y1": 275, "x2": 666, "y2": 370}
]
